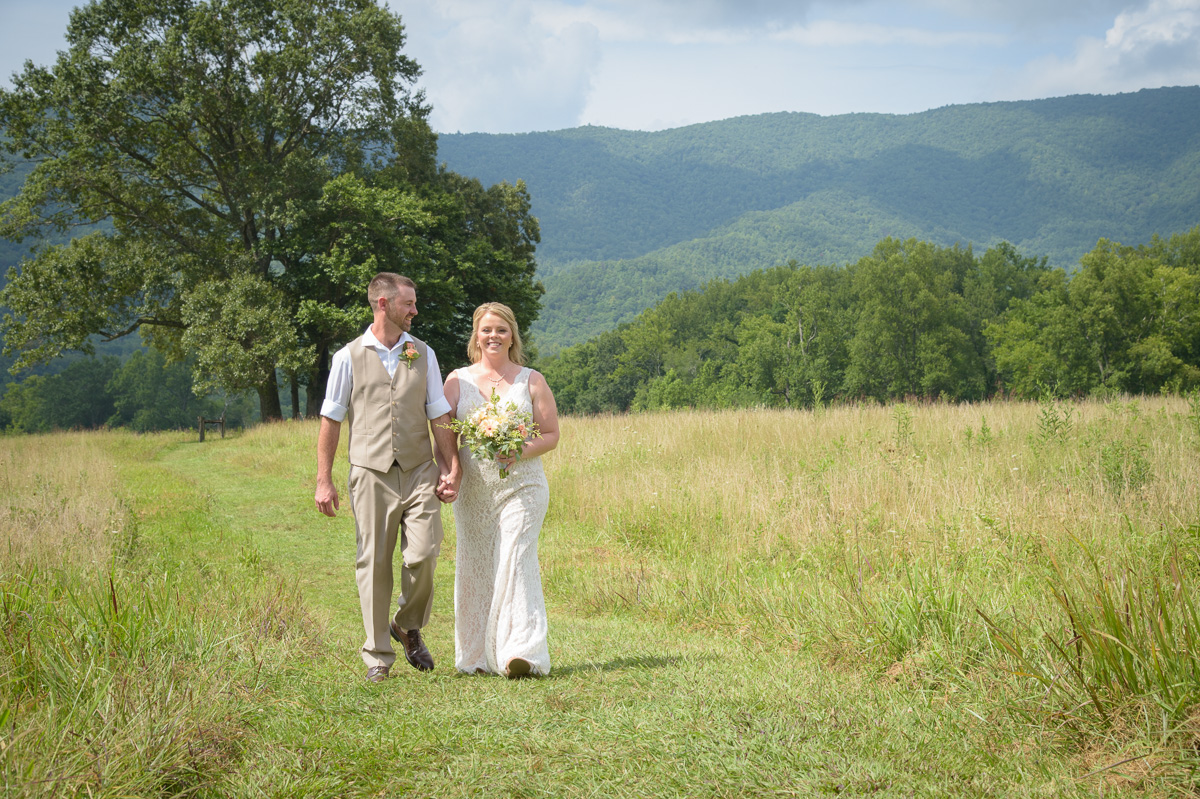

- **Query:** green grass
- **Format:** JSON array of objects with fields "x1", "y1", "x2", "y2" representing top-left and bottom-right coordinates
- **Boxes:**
[{"x1": 3, "y1": 397, "x2": 1200, "y2": 796}]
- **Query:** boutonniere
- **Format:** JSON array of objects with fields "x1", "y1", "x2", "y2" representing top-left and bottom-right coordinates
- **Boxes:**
[{"x1": 402, "y1": 342, "x2": 420, "y2": 369}]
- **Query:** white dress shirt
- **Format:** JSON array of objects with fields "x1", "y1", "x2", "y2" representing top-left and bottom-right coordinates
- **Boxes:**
[{"x1": 319, "y1": 328, "x2": 453, "y2": 422}]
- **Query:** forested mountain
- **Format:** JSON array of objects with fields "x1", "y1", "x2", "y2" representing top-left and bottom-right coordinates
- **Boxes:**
[{"x1": 437, "y1": 86, "x2": 1200, "y2": 352}]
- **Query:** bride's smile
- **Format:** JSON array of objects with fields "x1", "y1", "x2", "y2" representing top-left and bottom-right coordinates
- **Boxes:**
[{"x1": 476, "y1": 314, "x2": 513, "y2": 357}]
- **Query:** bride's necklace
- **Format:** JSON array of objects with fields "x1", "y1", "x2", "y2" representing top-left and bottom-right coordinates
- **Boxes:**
[{"x1": 482, "y1": 364, "x2": 512, "y2": 386}]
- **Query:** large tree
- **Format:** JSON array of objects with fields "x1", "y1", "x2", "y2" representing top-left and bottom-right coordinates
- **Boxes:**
[
  {"x1": 0, "y1": 0, "x2": 541, "y2": 420},
  {"x1": 844, "y1": 239, "x2": 986, "y2": 402}
]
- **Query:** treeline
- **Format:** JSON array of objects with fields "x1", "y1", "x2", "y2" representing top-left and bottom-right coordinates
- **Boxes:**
[
  {"x1": 0, "y1": 351, "x2": 257, "y2": 433},
  {"x1": 540, "y1": 229, "x2": 1200, "y2": 414}
]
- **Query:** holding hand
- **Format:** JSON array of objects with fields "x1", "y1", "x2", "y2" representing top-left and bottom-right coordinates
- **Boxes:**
[
  {"x1": 436, "y1": 470, "x2": 461, "y2": 503},
  {"x1": 495, "y1": 449, "x2": 519, "y2": 471}
]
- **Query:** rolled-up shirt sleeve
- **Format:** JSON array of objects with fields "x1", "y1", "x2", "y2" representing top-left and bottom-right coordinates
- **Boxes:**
[
  {"x1": 424, "y1": 346, "x2": 452, "y2": 419},
  {"x1": 319, "y1": 346, "x2": 353, "y2": 422}
]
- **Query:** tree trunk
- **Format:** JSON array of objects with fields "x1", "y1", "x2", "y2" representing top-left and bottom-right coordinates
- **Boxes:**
[
  {"x1": 290, "y1": 375, "x2": 301, "y2": 420},
  {"x1": 306, "y1": 382, "x2": 322, "y2": 419},
  {"x1": 306, "y1": 345, "x2": 331, "y2": 420},
  {"x1": 257, "y1": 373, "x2": 283, "y2": 422}
]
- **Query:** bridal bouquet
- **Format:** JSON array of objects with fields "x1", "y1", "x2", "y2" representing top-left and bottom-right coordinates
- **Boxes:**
[{"x1": 447, "y1": 389, "x2": 539, "y2": 478}]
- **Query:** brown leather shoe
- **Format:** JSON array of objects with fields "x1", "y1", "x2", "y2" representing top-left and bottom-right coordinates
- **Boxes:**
[
  {"x1": 505, "y1": 657, "x2": 532, "y2": 679},
  {"x1": 390, "y1": 622, "x2": 434, "y2": 671},
  {"x1": 366, "y1": 665, "x2": 390, "y2": 683}
]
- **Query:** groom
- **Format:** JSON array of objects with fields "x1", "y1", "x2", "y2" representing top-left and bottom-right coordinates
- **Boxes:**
[{"x1": 314, "y1": 273, "x2": 461, "y2": 683}]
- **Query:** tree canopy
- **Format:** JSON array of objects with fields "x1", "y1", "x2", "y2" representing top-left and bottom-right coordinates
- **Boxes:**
[
  {"x1": 0, "y1": 0, "x2": 542, "y2": 419},
  {"x1": 542, "y1": 230, "x2": 1200, "y2": 414}
]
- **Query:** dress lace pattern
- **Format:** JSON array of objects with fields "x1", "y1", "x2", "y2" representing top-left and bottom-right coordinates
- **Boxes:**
[{"x1": 452, "y1": 367, "x2": 551, "y2": 675}]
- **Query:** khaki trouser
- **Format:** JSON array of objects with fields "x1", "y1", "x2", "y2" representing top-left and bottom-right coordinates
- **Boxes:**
[{"x1": 348, "y1": 458, "x2": 443, "y2": 669}]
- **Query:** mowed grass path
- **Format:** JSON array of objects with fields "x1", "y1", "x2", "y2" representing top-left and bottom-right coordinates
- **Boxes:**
[
  {"x1": 151, "y1": 427, "x2": 1009, "y2": 798},
  {"x1": 5, "y1": 397, "x2": 1198, "y2": 796}
]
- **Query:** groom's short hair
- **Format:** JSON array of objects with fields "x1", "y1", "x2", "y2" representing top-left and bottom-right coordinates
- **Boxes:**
[{"x1": 368, "y1": 273, "x2": 415, "y2": 305}]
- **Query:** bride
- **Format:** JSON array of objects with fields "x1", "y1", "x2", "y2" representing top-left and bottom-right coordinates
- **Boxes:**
[{"x1": 443, "y1": 303, "x2": 560, "y2": 677}]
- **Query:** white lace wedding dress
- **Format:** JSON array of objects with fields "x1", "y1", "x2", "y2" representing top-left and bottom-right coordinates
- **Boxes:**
[{"x1": 452, "y1": 367, "x2": 551, "y2": 675}]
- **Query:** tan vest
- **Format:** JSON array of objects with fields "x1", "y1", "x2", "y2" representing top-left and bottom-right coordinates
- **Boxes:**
[{"x1": 346, "y1": 336, "x2": 434, "y2": 472}]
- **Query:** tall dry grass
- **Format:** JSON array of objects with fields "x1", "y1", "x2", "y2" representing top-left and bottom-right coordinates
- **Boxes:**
[
  {"x1": 0, "y1": 429, "x2": 324, "y2": 798},
  {"x1": 0, "y1": 430, "x2": 138, "y2": 570},
  {"x1": 540, "y1": 395, "x2": 1200, "y2": 746},
  {"x1": 548, "y1": 397, "x2": 1196, "y2": 563}
]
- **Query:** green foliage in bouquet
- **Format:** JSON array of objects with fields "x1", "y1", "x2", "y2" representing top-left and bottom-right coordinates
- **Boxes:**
[{"x1": 446, "y1": 388, "x2": 539, "y2": 478}]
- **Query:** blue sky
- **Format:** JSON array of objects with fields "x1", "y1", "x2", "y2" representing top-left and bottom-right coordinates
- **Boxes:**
[{"x1": 3, "y1": 0, "x2": 1199, "y2": 133}]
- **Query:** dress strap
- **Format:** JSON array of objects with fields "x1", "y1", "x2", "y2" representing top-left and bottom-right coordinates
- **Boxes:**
[{"x1": 456, "y1": 367, "x2": 480, "y2": 400}]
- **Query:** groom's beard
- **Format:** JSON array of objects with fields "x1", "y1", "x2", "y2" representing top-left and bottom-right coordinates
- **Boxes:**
[{"x1": 387, "y1": 308, "x2": 415, "y2": 332}]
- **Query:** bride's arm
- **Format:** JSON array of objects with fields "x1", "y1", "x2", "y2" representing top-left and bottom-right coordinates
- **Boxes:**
[
  {"x1": 444, "y1": 369, "x2": 461, "y2": 418},
  {"x1": 522, "y1": 370, "x2": 559, "y2": 459}
]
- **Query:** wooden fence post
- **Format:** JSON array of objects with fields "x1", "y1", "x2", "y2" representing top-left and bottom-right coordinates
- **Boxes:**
[{"x1": 198, "y1": 416, "x2": 226, "y2": 442}]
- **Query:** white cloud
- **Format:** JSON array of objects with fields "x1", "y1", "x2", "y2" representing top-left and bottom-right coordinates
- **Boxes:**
[
  {"x1": 397, "y1": 1, "x2": 602, "y2": 133},
  {"x1": 515, "y1": 0, "x2": 829, "y2": 44},
  {"x1": 1108, "y1": 0, "x2": 1200, "y2": 54},
  {"x1": 915, "y1": 0, "x2": 1134, "y2": 27},
  {"x1": 9, "y1": 0, "x2": 1196, "y2": 135},
  {"x1": 558, "y1": 0, "x2": 823, "y2": 31},
  {"x1": 770, "y1": 19, "x2": 1006, "y2": 48},
  {"x1": 1016, "y1": 0, "x2": 1200, "y2": 95}
]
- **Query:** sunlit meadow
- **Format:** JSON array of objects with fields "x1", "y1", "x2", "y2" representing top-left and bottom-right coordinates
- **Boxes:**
[{"x1": 2, "y1": 395, "x2": 1198, "y2": 796}]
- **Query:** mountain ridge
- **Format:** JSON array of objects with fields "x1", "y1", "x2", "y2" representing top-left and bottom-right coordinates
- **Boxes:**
[{"x1": 435, "y1": 87, "x2": 1200, "y2": 351}]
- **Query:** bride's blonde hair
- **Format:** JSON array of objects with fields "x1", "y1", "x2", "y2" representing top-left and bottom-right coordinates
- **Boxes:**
[{"x1": 467, "y1": 302, "x2": 526, "y2": 365}]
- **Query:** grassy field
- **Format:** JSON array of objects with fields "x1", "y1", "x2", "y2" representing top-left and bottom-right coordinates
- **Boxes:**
[{"x1": 2, "y1": 395, "x2": 1199, "y2": 797}]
